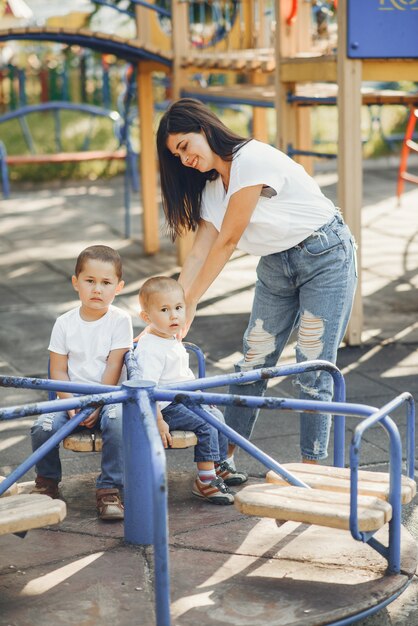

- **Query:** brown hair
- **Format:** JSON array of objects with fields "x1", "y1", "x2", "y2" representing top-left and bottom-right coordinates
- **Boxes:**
[
  {"x1": 156, "y1": 98, "x2": 250, "y2": 240},
  {"x1": 139, "y1": 276, "x2": 184, "y2": 309},
  {"x1": 75, "y1": 245, "x2": 123, "y2": 280}
]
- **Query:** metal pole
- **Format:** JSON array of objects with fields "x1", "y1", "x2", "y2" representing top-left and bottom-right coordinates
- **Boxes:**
[{"x1": 122, "y1": 380, "x2": 155, "y2": 545}]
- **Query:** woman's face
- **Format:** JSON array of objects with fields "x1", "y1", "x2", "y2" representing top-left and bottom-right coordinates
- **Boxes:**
[{"x1": 166, "y1": 131, "x2": 216, "y2": 172}]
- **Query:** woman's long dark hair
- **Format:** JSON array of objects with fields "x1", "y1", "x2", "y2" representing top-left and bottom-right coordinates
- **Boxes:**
[{"x1": 156, "y1": 98, "x2": 249, "y2": 239}]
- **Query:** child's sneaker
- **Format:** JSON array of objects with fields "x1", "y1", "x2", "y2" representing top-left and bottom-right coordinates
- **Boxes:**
[
  {"x1": 96, "y1": 488, "x2": 124, "y2": 521},
  {"x1": 31, "y1": 476, "x2": 60, "y2": 499},
  {"x1": 192, "y1": 476, "x2": 234, "y2": 505},
  {"x1": 216, "y1": 460, "x2": 248, "y2": 486}
]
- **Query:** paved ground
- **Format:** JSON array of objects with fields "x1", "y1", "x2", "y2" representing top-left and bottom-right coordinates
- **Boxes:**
[{"x1": 1, "y1": 162, "x2": 418, "y2": 625}]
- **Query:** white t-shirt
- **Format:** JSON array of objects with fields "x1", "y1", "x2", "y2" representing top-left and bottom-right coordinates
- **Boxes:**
[
  {"x1": 49, "y1": 305, "x2": 133, "y2": 384},
  {"x1": 133, "y1": 334, "x2": 195, "y2": 409},
  {"x1": 201, "y1": 139, "x2": 336, "y2": 255}
]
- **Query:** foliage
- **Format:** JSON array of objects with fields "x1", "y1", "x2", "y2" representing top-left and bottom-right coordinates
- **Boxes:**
[{"x1": 1, "y1": 110, "x2": 127, "y2": 183}]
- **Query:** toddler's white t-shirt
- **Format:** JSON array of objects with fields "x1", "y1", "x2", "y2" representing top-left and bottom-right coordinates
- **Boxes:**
[
  {"x1": 49, "y1": 304, "x2": 133, "y2": 384},
  {"x1": 134, "y1": 334, "x2": 195, "y2": 409},
  {"x1": 201, "y1": 139, "x2": 336, "y2": 255}
]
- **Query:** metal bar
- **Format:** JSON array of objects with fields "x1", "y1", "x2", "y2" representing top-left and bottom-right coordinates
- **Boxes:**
[
  {"x1": 0, "y1": 373, "x2": 118, "y2": 394},
  {"x1": 183, "y1": 342, "x2": 206, "y2": 378},
  {"x1": 0, "y1": 390, "x2": 127, "y2": 420},
  {"x1": 138, "y1": 391, "x2": 170, "y2": 626},
  {"x1": 122, "y1": 382, "x2": 156, "y2": 545},
  {"x1": 122, "y1": 380, "x2": 170, "y2": 626},
  {"x1": 0, "y1": 405, "x2": 98, "y2": 496},
  {"x1": 182, "y1": 402, "x2": 309, "y2": 488},
  {"x1": 349, "y1": 393, "x2": 415, "y2": 573},
  {"x1": 156, "y1": 389, "x2": 372, "y2": 420}
]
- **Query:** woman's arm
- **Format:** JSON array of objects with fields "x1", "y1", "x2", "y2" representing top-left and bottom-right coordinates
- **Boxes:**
[
  {"x1": 182, "y1": 184, "x2": 262, "y2": 335},
  {"x1": 178, "y1": 218, "x2": 219, "y2": 289}
]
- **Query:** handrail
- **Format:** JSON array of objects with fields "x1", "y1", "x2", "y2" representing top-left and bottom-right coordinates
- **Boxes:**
[
  {"x1": 349, "y1": 392, "x2": 415, "y2": 573},
  {"x1": 163, "y1": 358, "x2": 346, "y2": 467},
  {"x1": 0, "y1": 358, "x2": 413, "y2": 623},
  {"x1": 92, "y1": 0, "x2": 171, "y2": 18}
]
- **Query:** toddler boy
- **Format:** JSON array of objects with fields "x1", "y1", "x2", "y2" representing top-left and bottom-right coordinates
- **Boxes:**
[{"x1": 134, "y1": 276, "x2": 247, "y2": 505}]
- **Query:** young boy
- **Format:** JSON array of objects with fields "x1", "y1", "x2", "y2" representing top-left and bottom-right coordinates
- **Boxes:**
[
  {"x1": 134, "y1": 276, "x2": 247, "y2": 505},
  {"x1": 31, "y1": 245, "x2": 133, "y2": 521}
]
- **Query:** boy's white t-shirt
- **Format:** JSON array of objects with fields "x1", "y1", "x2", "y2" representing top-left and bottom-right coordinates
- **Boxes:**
[
  {"x1": 49, "y1": 304, "x2": 133, "y2": 384},
  {"x1": 201, "y1": 139, "x2": 336, "y2": 256},
  {"x1": 133, "y1": 334, "x2": 195, "y2": 409}
]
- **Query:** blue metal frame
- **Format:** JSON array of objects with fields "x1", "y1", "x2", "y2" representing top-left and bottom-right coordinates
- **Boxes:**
[
  {"x1": 0, "y1": 101, "x2": 138, "y2": 238},
  {"x1": 0, "y1": 31, "x2": 171, "y2": 66},
  {"x1": 0, "y1": 345, "x2": 415, "y2": 626}
]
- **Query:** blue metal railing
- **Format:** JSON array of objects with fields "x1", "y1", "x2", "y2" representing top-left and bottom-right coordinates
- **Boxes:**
[{"x1": 0, "y1": 347, "x2": 415, "y2": 626}]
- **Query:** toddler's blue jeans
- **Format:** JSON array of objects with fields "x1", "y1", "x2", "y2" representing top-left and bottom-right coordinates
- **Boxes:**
[{"x1": 162, "y1": 402, "x2": 228, "y2": 463}]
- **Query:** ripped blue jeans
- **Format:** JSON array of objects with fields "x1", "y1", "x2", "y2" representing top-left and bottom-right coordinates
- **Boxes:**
[
  {"x1": 31, "y1": 404, "x2": 123, "y2": 490},
  {"x1": 224, "y1": 213, "x2": 357, "y2": 461}
]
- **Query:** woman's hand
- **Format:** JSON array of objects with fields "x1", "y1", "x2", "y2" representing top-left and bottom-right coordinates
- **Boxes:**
[
  {"x1": 177, "y1": 298, "x2": 197, "y2": 339},
  {"x1": 133, "y1": 325, "x2": 151, "y2": 343}
]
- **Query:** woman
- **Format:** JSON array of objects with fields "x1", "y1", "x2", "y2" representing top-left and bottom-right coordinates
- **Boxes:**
[{"x1": 156, "y1": 98, "x2": 357, "y2": 463}]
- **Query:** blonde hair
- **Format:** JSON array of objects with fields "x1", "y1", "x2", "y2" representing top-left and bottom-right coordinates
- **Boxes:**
[{"x1": 139, "y1": 276, "x2": 184, "y2": 310}]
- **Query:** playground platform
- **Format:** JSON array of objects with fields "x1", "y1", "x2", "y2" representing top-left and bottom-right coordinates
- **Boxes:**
[{"x1": 1, "y1": 161, "x2": 418, "y2": 625}]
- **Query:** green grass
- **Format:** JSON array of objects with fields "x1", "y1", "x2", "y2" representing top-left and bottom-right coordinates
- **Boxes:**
[{"x1": 1, "y1": 110, "x2": 129, "y2": 183}]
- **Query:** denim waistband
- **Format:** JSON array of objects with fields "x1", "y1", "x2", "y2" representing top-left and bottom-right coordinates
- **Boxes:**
[{"x1": 297, "y1": 212, "x2": 344, "y2": 248}]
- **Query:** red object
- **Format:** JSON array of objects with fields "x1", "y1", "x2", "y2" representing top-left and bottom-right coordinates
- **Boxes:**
[
  {"x1": 286, "y1": 0, "x2": 298, "y2": 26},
  {"x1": 397, "y1": 106, "x2": 418, "y2": 201}
]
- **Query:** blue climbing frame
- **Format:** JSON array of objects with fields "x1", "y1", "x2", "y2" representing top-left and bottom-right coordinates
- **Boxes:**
[
  {"x1": 0, "y1": 100, "x2": 139, "y2": 238},
  {"x1": 0, "y1": 346, "x2": 415, "y2": 626}
]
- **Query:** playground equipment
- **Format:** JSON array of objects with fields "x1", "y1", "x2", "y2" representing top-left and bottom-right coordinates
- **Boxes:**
[
  {"x1": 397, "y1": 106, "x2": 418, "y2": 202},
  {"x1": 0, "y1": 100, "x2": 138, "y2": 236},
  {"x1": 0, "y1": 1, "x2": 418, "y2": 341},
  {"x1": 50, "y1": 342, "x2": 205, "y2": 452},
  {"x1": 0, "y1": 344, "x2": 416, "y2": 626}
]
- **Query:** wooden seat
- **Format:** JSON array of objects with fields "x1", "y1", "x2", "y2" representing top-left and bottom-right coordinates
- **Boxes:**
[
  {"x1": 63, "y1": 431, "x2": 103, "y2": 452},
  {"x1": 266, "y1": 463, "x2": 417, "y2": 504},
  {"x1": 234, "y1": 483, "x2": 392, "y2": 532},
  {"x1": 0, "y1": 494, "x2": 66, "y2": 536},
  {"x1": 169, "y1": 430, "x2": 198, "y2": 449},
  {"x1": 0, "y1": 476, "x2": 19, "y2": 497},
  {"x1": 63, "y1": 429, "x2": 197, "y2": 452}
]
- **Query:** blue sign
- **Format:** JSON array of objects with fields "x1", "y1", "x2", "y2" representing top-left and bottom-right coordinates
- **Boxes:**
[{"x1": 347, "y1": 0, "x2": 418, "y2": 58}]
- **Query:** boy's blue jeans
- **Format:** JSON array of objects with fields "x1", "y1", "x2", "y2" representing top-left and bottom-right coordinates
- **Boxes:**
[
  {"x1": 162, "y1": 402, "x2": 228, "y2": 463},
  {"x1": 31, "y1": 404, "x2": 123, "y2": 490},
  {"x1": 224, "y1": 214, "x2": 358, "y2": 461}
]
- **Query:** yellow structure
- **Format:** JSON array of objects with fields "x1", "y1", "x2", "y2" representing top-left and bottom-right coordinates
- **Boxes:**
[
  {"x1": 136, "y1": 0, "x2": 418, "y2": 345},
  {"x1": 1, "y1": 0, "x2": 418, "y2": 343}
]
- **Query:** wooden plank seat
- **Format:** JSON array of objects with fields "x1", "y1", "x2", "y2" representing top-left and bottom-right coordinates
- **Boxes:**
[
  {"x1": 63, "y1": 429, "x2": 197, "y2": 452},
  {"x1": 0, "y1": 494, "x2": 66, "y2": 536},
  {"x1": 0, "y1": 476, "x2": 18, "y2": 497},
  {"x1": 266, "y1": 463, "x2": 417, "y2": 505},
  {"x1": 5, "y1": 148, "x2": 126, "y2": 166},
  {"x1": 234, "y1": 483, "x2": 393, "y2": 532}
]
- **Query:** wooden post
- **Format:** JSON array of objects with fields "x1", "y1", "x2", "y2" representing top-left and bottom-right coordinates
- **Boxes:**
[
  {"x1": 274, "y1": 0, "x2": 313, "y2": 174},
  {"x1": 337, "y1": 0, "x2": 363, "y2": 345},
  {"x1": 252, "y1": 73, "x2": 269, "y2": 142},
  {"x1": 171, "y1": 0, "x2": 195, "y2": 264},
  {"x1": 135, "y1": 4, "x2": 159, "y2": 254},
  {"x1": 137, "y1": 62, "x2": 160, "y2": 255}
]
